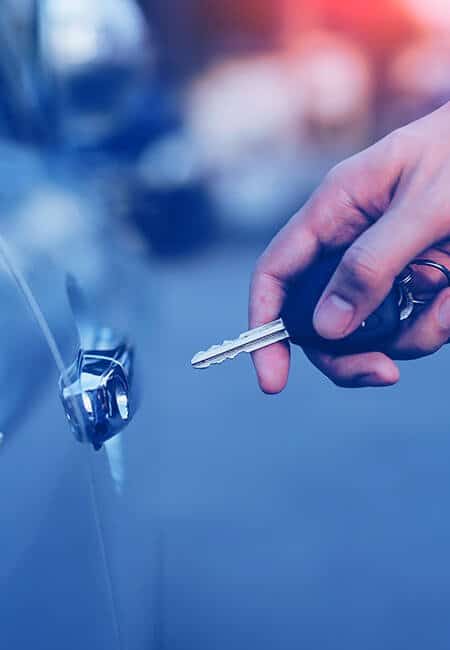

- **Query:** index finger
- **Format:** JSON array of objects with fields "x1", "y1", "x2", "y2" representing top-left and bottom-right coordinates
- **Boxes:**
[{"x1": 248, "y1": 194, "x2": 330, "y2": 393}]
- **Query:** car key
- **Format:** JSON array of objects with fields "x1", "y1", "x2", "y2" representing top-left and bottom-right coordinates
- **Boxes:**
[{"x1": 191, "y1": 251, "x2": 415, "y2": 369}]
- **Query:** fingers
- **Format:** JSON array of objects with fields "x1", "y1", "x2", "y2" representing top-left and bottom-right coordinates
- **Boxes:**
[
  {"x1": 249, "y1": 225, "x2": 317, "y2": 393},
  {"x1": 249, "y1": 132, "x2": 408, "y2": 393},
  {"x1": 249, "y1": 261, "x2": 290, "y2": 393},
  {"x1": 248, "y1": 128, "x2": 416, "y2": 392},
  {"x1": 248, "y1": 191, "x2": 330, "y2": 393},
  {"x1": 248, "y1": 181, "x2": 359, "y2": 393},
  {"x1": 313, "y1": 202, "x2": 442, "y2": 340},
  {"x1": 304, "y1": 348, "x2": 400, "y2": 388},
  {"x1": 258, "y1": 282, "x2": 450, "y2": 393},
  {"x1": 259, "y1": 285, "x2": 450, "y2": 394},
  {"x1": 389, "y1": 287, "x2": 450, "y2": 359}
]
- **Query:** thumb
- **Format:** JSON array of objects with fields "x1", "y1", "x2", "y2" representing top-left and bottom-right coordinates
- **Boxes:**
[{"x1": 312, "y1": 203, "x2": 440, "y2": 339}]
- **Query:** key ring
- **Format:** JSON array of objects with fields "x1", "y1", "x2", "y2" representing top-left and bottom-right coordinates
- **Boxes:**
[{"x1": 409, "y1": 259, "x2": 450, "y2": 305}]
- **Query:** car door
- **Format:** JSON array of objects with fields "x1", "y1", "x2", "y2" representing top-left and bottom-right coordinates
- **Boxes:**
[{"x1": 0, "y1": 156, "x2": 160, "y2": 650}]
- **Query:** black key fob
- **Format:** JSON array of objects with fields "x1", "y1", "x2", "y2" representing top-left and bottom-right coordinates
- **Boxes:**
[{"x1": 281, "y1": 251, "x2": 401, "y2": 354}]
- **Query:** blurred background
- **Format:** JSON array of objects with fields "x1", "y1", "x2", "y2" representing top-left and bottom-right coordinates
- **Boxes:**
[{"x1": 3, "y1": 1, "x2": 450, "y2": 649}]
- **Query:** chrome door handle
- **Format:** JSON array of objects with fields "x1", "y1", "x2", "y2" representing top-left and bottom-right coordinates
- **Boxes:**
[{"x1": 60, "y1": 337, "x2": 135, "y2": 450}]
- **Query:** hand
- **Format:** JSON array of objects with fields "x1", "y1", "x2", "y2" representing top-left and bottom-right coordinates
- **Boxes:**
[{"x1": 249, "y1": 102, "x2": 450, "y2": 393}]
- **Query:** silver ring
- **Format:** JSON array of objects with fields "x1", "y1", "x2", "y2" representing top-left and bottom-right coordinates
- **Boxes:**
[{"x1": 410, "y1": 259, "x2": 450, "y2": 305}]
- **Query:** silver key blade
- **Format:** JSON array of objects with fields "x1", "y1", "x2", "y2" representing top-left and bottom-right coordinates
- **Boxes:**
[{"x1": 191, "y1": 318, "x2": 289, "y2": 369}]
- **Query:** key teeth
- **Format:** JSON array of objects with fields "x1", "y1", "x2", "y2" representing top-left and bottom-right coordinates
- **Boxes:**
[
  {"x1": 212, "y1": 339, "x2": 235, "y2": 349},
  {"x1": 193, "y1": 339, "x2": 238, "y2": 360},
  {"x1": 191, "y1": 320, "x2": 288, "y2": 369},
  {"x1": 191, "y1": 344, "x2": 243, "y2": 368}
]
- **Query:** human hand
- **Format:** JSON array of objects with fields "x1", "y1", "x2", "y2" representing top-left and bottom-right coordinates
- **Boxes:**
[{"x1": 249, "y1": 103, "x2": 450, "y2": 392}]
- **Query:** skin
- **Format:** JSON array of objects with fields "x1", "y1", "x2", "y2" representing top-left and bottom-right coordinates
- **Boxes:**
[{"x1": 249, "y1": 102, "x2": 450, "y2": 393}]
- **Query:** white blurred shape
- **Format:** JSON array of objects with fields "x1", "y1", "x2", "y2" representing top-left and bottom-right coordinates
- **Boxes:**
[
  {"x1": 10, "y1": 183, "x2": 104, "y2": 287},
  {"x1": 402, "y1": 0, "x2": 450, "y2": 30},
  {"x1": 210, "y1": 147, "x2": 302, "y2": 228},
  {"x1": 186, "y1": 56, "x2": 297, "y2": 169},
  {"x1": 40, "y1": 0, "x2": 150, "y2": 69},
  {"x1": 288, "y1": 31, "x2": 372, "y2": 127}
]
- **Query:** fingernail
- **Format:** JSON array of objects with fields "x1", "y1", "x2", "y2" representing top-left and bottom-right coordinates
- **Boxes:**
[
  {"x1": 314, "y1": 294, "x2": 355, "y2": 338},
  {"x1": 439, "y1": 295, "x2": 450, "y2": 329}
]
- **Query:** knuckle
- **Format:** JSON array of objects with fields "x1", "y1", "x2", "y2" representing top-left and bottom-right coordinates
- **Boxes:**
[
  {"x1": 437, "y1": 101, "x2": 450, "y2": 125},
  {"x1": 386, "y1": 127, "x2": 406, "y2": 155},
  {"x1": 249, "y1": 267, "x2": 260, "y2": 294},
  {"x1": 251, "y1": 258, "x2": 263, "y2": 281},
  {"x1": 323, "y1": 161, "x2": 349, "y2": 189},
  {"x1": 340, "y1": 245, "x2": 381, "y2": 291},
  {"x1": 411, "y1": 339, "x2": 439, "y2": 358},
  {"x1": 251, "y1": 255, "x2": 271, "y2": 287},
  {"x1": 249, "y1": 263, "x2": 268, "y2": 308},
  {"x1": 387, "y1": 124, "x2": 421, "y2": 159}
]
